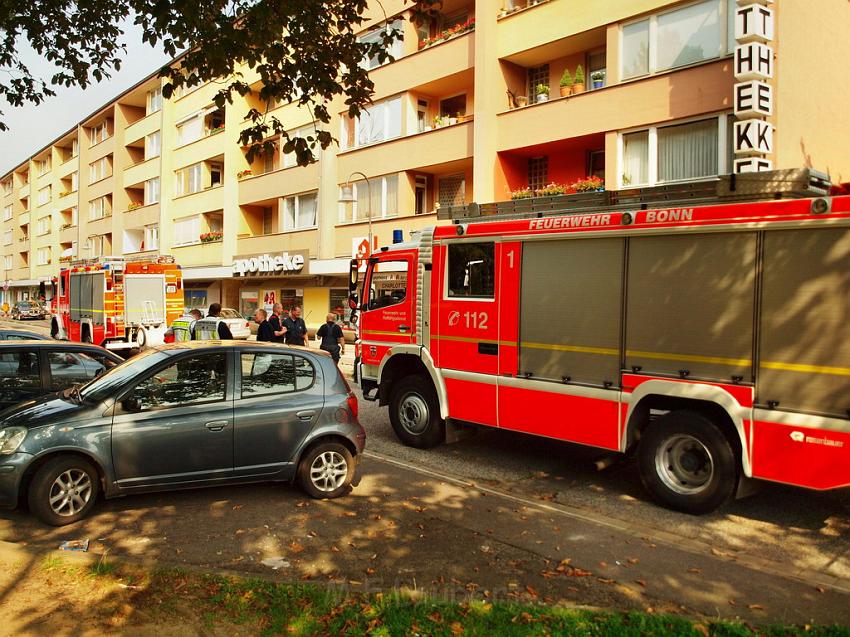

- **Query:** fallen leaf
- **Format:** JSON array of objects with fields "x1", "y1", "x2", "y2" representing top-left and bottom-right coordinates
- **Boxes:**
[
  {"x1": 343, "y1": 511, "x2": 357, "y2": 518},
  {"x1": 365, "y1": 567, "x2": 376, "y2": 575},
  {"x1": 687, "y1": 567, "x2": 702, "y2": 574},
  {"x1": 525, "y1": 585, "x2": 539, "y2": 598},
  {"x1": 330, "y1": 545, "x2": 340, "y2": 553},
  {"x1": 627, "y1": 558, "x2": 639, "y2": 565},
  {"x1": 450, "y1": 621, "x2": 464, "y2": 635},
  {"x1": 747, "y1": 604, "x2": 765, "y2": 611},
  {"x1": 288, "y1": 541, "x2": 305, "y2": 553},
  {"x1": 694, "y1": 623, "x2": 710, "y2": 637},
  {"x1": 728, "y1": 599, "x2": 737, "y2": 606},
  {"x1": 635, "y1": 579, "x2": 647, "y2": 587},
  {"x1": 597, "y1": 578, "x2": 616, "y2": 585},
  {"x1": 232, "y1": 504, "x2": 243, "y2": 510},
  {"x1": 816, "y1": 586, "x2": 826, "y2": 594}
]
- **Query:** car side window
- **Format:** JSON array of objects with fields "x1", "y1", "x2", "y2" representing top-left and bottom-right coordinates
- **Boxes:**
[
  {"x1": 0, "y1": 351, "x2": 41, "y2": 388},
  {"x1": 240, "y1": 353, "x2": 315, "y2": 398},
  {"x1": 6, "y1": 334, "x2": 30, "y2": 341},
  {"x1": 126, "y1": 353, "x2": 227, "y2": 412},
  {"x1": 47, "y1": 351, "x2": 119, "y2": 391}
]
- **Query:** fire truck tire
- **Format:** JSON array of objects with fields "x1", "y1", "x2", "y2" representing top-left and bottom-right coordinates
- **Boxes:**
[
  {"x1": 136, "y1": 327, "x2": 147, "y2": 349},
  {"x1": 50, "y1": 319, "x2": 59, "y2": 339},
  {"x1": 389, "y1": 376, "x2": 444, "y2": 449},
  {"x1": 637, "y1": 410, "x2": 738, "y2": 515},
  {"x1": 81, "y1": 325, "x2": 92, "y2": 344}
]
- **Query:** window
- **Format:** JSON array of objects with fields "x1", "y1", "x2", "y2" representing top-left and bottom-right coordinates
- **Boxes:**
[
  {"x1": 144, "y1": 224, "x2": 159, "y2": 251},
  {"x1": 35, "y1": 158, "x2": 50, "y2": 175},
  {"x1": 527, "y1": 64, "x2": 550, "y2": 102},
  {"x1": 89, "y1": 196, "x2": 109, "y2": 220},
  {"x1": 89, "y1": 157, "x2": 109, "y2": 183},
  {"x1": 0, "y1": 350, "x2": 40, "y2": 389},
  {"x1": 415, "y1": 175, "x2": 428, "y2": 215},
  {"x1": 342, "y1": 97, "x2": 402, "y2": 149},
  {"x1": 262, "y1": 207, "x2": 275, "y2": 234},
  {"x1": 47, "y1": 351, "x2": 118, "y2": 391},
  {"x1": 366, "y1": 260, "x2": 409, "y2": 310},
  {"x1": 71, "y1": 138, "x2": 79, "y2": 157},
  {"x1": 240, "y1": 353, "x2": 315, "y2": 398},
  {"x1": 439, "y1": 94, "x2": 467, "y2": 119},
  {"x1": 145, "y1": 131, "x2": 161, "y2": 159},
  {"x1": 587, "y1": 50, "x2": 607, "y2": 90},
  {"x1": 144, "y1": 177, "x2": 160, "y2": 205},
  {"x1": 174, "y1": 215, "x2": 201, "y2": 246},
  {"x1": 209, "y1": 162, "x2": 223, "y2": 187},
  {"x1": 528, "y1": 157, "x2": 548, "y2": 191},
  {"x1": 620, "y1": 116, "x2": 726, "y2": 187},
  {"x1": 438, "y1": 174, "x2": 465, "y2": 208},
  {"x1": 90, "y1": 120, "x2": 110, "y2": 146},
  {"x1": 205, "y1": 211, "x2": 223, "y2": 234},
  {"x1": 147, "y1": 87, "x2": 162, "y2": 115},
  {"x1": 176, "y1": 115, "x2": 203, "y2": 145},
  {"x1": 37, "y1": 186, "x2": 51, "y2": 206},
  {"x1": 37, "y1": 216, "x2": 50, "y2": 235},
  {"x1": 71, "y1": 171, "x2": 79, "y2": 191},
  {"x1": 3, "y1": 231, "x2": 12, "y2": 246},
  {"x1": 283, "y1": 191, "x2": 318, "y2": 231},
  {"x1": 447, "y1": 243, "x2": 495, "y2": 299},
  {"x1": 621, "y1": 0, "x2": 735, "y2": 80},
  {"x1": 282, "y1": 125, "x2": 316, "y2": 168},
  {"x1": 3, "y1": 256, "x2": 11, "y2": 270},
  {"x1": 88, "y1": 234, "x2": 109, "y2": 258},
  {"x1": 124, "y1": 353, "x2": 227, "y2": 412},
  {"x1": 70, "y1": 206, "x2": 78, "y2": 226},
  {"x1": 358, "y1": 19, "x2": 404, "y2": 70},
  {"x1": 329, "y1": 289, "x2": 349, "y2": 322},
  {"x1": 588, "y1": 150, "x2": 606, "y2": 180},
  {"x1": 175, "y1": 163, "x2": 202, "y2": 196},
  {"x1": 37, "y1": 246, "x2": 51, "y2": 265},
  {"x1": 2, "y1": 180, "x2": 12, "y2": 195},
  {"x1": 3, "y1": 205, "x2": 12, "y2": 221},
  {"x1": 339, "y1": 174, "x2": 399, "y2": 222}
]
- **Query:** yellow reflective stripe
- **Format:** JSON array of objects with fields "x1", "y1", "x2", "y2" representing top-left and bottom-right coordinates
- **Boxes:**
[
  {"x1": 626, "y1": 350, "x2": 752, "y2": 368},
  {"x1": 760, "y1": 360, "x2": 850, "y2": 377},
  {"x1": 523, "y1": 342, "x2": 618, "y2": 356},
  {"x1": 432, "y1": 334, "x2": 517, "y2": 346},
  {"x1": 366, "y1": 330, "x2": 413, "y2": 338}
]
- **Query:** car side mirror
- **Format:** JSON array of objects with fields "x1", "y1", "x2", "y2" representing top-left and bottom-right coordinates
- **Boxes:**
[{"x1": 121, "y1": 396, "x2": 141, "y2": 413}]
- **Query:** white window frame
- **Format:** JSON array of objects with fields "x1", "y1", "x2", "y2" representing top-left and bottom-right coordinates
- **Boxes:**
[
  {"x1": 2, "y1": 205, "x2": 12, "y2": 221},
  {"x1": 145, "y1": 131, "x2": 161, "y2": 159},
  {"x1": 147, "y1": 87, "x2": 163, "y2": 115},
  {"x1": 90, "y1": 121, "x2": 109, "y2": 146},
  {"x1": 37, "y1": 186, "x2": 51, "y2": 206},
  {"x1": 145, "y1": 223, "x2": 159, "y2": 251},
  {"x1": 3, "y1": 255, "x2": 11, "y2": 270},
  {"x1": 89, "y1": 157, "x2": 109, "y2": 184},
  {"x1": 358, "y1": 19, "x2": 404, "y2": 70},
  {"x1": 37, "y1": 216, "x2": 51, "y2": 236},
  {"x1": 71, "y1": 138, "x2": 79, "y2": 157},
  {"x1": 2, "y1": 230, "x2": 11, "y2": 246},
  {"x1": 620, "y1": 0, "x2": 736, "y2": 81},
  {"x1": 342, "y1": 97, "x2": 402, "y2": 150},
  {"x1": 175, "y1": 163, "x2": 203, "y2": 197},
  {"x1": 338, "y1": 174, "x2": 399, "y2": 223},
  {"x1": 617, "y1": 113, "x2": 729, "y2": 188},
  {"x1": 282, "y1": 125, "x2": 317, "y2": 169},
  {"x1": 89, "y1": 196, "x2": 109, "y2": 220},
  {"x1": 282, "y1": 191, "x2": 319, "y2": 232},
  {"x1": 144, "y1": 177, "x2": 160, "y2": 205},
  {"x1": 173, "y1": 214, "x2": 201, "y2": 247},
  {"x1": 1, "y1": 180, "x2": 11, "y2": 196},
  {"x1": 37, "y1": 246, "x2": 51, "y2": 266}
]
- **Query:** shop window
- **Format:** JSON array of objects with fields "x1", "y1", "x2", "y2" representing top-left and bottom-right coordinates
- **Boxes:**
[
  {"x1": 329, "y1": 289, "x2": 348, "y2": 322},
  {"x1": 240, "y1": 290, "x2": 259, "y2": 318},
  {"x1": 447, "y1": 243, "x2": 495, "y2": 299},
  {"x1": 281, "y1": 289, "x2": 303, "y2": 312},
  {"x1": 184, "y1": 289, "x2": 208, "y2": 311}
]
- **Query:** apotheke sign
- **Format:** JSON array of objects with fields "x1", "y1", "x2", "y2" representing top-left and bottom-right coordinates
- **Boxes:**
[{"x1": 233, "y1": 252, "x2": 306, "y2": 276}]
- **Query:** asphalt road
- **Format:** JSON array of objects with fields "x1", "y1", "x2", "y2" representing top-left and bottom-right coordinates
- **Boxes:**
[{"x1": 2, "y1": 315, "x2": 848, "y2": 623}]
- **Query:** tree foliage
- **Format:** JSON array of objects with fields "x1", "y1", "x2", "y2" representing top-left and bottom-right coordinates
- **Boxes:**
[{"x1": 0, "y1": 0, "x2": 442, "y2": 165}]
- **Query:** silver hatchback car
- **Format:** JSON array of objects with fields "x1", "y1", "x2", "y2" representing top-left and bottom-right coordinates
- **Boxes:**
[{"x1": 0, "y1": 341, "x2": 364, "y2": 526}]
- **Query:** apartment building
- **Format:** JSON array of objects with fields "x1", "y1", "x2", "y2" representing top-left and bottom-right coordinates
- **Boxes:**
[{"x1": 2, "y1": 0, "x2": 848, "y2": 329}]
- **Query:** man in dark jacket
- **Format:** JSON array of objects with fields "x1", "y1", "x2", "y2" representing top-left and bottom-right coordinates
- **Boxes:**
[
  {"x1": 268, "y1": 302, "x2": 287, "y2": 343},
  {"x1": 254, "y1": 308, "x2": 274, "y2": 342},
  {"x1": 283, "y1": 305, "x2": 308, "y2": 346},
  {"x1": 207, "y1": 303, "x2": 233, "y2": 340},
  {"x1": 316, "y1": 313, "x2": 345, "y2": 363}
]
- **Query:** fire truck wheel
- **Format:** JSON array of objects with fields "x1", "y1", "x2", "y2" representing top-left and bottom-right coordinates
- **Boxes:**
[
  {"x1": 50, "y1": 319, "x2": 59, "y2": 339},
  {"x1": 389, "y1": 376, "x2": 444, "y2": 449},
  {"x1": 80, "y1": 325, "x2": 92, "y2": 343},
  {"x1": 637, "y1": 410, "x2": 738, "y2": 515},
  {"x1": 136, "y1": 328, "x2": 147, "y2": 349}
]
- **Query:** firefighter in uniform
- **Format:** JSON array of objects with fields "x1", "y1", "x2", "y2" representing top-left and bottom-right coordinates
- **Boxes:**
[{"x1": 170, "y1": 309, "x2": 203, "y2": 342}]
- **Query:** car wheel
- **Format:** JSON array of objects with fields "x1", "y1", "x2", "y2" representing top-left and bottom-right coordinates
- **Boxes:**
[
  {"x1": 28, "y1": 456, "x2": 101, "y2": 526},
  {"x1": 389, "y1": 375, "x2": 444, "y2": 449},
  {"x1": 297, "y1": 442, "x2": 354, "y2": 499},
  {"x1": 637, "y1": 410, "x2": 738, "y2": 515}
]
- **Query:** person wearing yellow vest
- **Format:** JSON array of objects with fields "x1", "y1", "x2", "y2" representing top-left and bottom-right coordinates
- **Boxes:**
[{"x1": 169, "y1": 309, "x2": 202, "y2": 342}]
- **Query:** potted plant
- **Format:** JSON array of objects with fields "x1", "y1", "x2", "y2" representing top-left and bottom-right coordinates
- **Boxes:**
[
  {"x1": 516, "y1": 94, "x2": 529, "y2": 107},
  {"x1": 559, "y1": 68, "x2": 573, "y2": 97},
  {"x1": 572, "y1": 65, "x2": 586, "y2": 94},
  {"x1": 535, "y1": 83, "x2": 549, "y2": 103},
  {"x1": 591, "y1": 70, "x2": 605, "y2": 90},
  {"x1": 237, "y1": 169, "x2": 253, "y2": 179}
]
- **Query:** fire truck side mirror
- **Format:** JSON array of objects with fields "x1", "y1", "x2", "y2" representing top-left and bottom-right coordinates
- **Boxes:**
[
  {"x1": 347, "y1": 293, "x2": 359, "y2": 310},
  {"x1": 348, "y1": 259, "x2": 358, "y2": 293}
]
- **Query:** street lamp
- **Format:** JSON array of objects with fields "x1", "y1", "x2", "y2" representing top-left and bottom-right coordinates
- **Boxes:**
[{"x1": 339, "y1": 171, "x2": 372, "y2": 259}]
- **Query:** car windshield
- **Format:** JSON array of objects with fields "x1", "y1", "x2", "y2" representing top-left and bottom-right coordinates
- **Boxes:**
[
  {"x1": 17, "y1": 303, "x2": 31, "y2": 309},
  {"x1": 79, "y1": 349, "x2": 171, "y2": 403},
  {"x1": 220, "y1": 309, "x2": 242, "y2": 319}
]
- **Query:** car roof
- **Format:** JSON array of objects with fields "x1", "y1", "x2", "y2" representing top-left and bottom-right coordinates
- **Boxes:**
[
  {"x1": 0, "y1": 340, "x2": 123, "y2": 360},
  {"x1": 0, "y1": 330, "x2": 49, "y2": 338},
  {"x1": 150, "y1": 340, "x2": 332, "y2": 358}
]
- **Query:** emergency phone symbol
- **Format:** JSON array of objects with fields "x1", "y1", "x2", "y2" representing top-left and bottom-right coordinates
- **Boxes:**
[
  {"x1": 447, "y1": 311, "x2": 461, "y2": 327},
  {"x1": 790, "y1": 431, "x2": 805, "y2": 443}
]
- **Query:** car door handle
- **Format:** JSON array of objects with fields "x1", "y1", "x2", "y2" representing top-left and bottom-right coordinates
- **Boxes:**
[
  {"x1": 296, "y1": 410, "x2": 316, "y2": 421},
  {"x1": 204, "y1": 420, "x2": 229, "y2": 431}
]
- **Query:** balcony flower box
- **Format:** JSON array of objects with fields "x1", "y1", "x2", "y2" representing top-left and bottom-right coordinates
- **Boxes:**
[
  {"x1": 59, "y1": 190, "x2": 71, "y2": 198},
  {"x1": 418, "y1": 17, "x2": 475, "y2": 50},
  {"x1": 127, "y1": 202, "x2": 144, "y2": 211},
  {"x1": 59, "y1": 256, "x2": 72, "y2": 263},
  {"x1": 200, "y1": 231, "x2": 223, "y2": 243},
  {"x1": 60, "y1": 223, "x2": 73, "y2": 230},
  {"x1": 237, "y1": 169, "x2": 253, "y2": 180},
  {"x1": 510, "y1": 177, "x2": 604, "y2": 200},
  {"x1": 208, "y1": 125, "x2": 225, "y2": 136}
]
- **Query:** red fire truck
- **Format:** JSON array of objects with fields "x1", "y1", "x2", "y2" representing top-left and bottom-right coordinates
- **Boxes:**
[
  {"x1": 50, "y1": 256, "x2": 183, "y2": 350},
  {"x1": 353, "y1": 169, "x2": 850, "y2": 513}
]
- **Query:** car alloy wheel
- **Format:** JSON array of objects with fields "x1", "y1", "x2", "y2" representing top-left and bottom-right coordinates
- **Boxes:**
[
  {"x1": 309, "y1": 450, "x2": 348, "y2": 493},
  {"x1": 48, "y1": 469, "x2": 93, "y2": 517}
]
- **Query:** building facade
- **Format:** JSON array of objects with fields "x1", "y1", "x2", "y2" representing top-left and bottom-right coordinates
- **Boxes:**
[{"x1": 2, "y1": 0, "x2": 849, "y2": 330}]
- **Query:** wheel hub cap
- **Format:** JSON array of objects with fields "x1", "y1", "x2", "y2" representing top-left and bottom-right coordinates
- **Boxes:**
[
  {"x1": 309, "y1": 451, "x2": 348, "y2": 493},
  {"x1": 399, "y1": 393, "x2": 429, "y2": 435},
  {"x1": 48, "y1": 469, "x2": 92, "y2": 516},
  {"x1": 655, "y1": 434, "x2": 714, "y2": 495}
]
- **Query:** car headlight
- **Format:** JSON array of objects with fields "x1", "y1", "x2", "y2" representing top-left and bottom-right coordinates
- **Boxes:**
[{"x1": 0, "y1": 427, "x2": 26, "y2": 455}]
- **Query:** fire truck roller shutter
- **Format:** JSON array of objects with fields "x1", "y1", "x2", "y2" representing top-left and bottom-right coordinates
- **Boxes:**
[
  {"x1": 626, "y1": 233, "x2": 757, "y2": 382},
  {"x1": 519, "y1": 237, "x2": 624, "y2": 386},
  {"x1": 759, "y1": 228, "x2": 850, "y2": 417},
  {"x1": 124, "y1": 275, "x2": 166, "y2": 326},
  {"x1": 69, "y1": 273, "x2": 82, "y2": 322},
  {"x1": 91, "y1": 272, "x2": 105, "y2": 326}
]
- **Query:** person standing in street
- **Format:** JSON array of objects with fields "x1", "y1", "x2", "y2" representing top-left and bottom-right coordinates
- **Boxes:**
[
  {"x1": 254, "y1": 308, "x2": 274, "y2": 342},
  {"x1": 269, "y1": 302, "x2": 287, "y2": 344},
  {"x1": 207, "y1": 303, "x2": 233, "y2": 340},
  {"x1": 283, "y1": 305, "x2": 308, "y2": 346},
  {"x1": 316, "y1": 313, "x2": 345, "y2": 363}
]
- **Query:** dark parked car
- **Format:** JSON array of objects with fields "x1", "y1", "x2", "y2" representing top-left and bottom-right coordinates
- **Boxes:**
[
  {"x1": 10, "y1": 301, "x2": 47, "y2": 320},
  {"x1": 0, "y1": 341, "x2": 122, "y2": 411},
  {"x1": 0, "y1": 329, "x2": 51, "y2": 341},
  {"x1": 0, "y1": 341, "x2": 363, "y2": 526}
]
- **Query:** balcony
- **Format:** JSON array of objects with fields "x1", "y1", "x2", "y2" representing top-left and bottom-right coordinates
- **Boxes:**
[
  {"x1": 123, "y1": 157, "x2": 159, "y2": 188},
  {"x1": 236, "y1": 230, "x2": 318, "y2": 257},
  {"x1": 18, "y1": 184, "x2": 29, "y2": 199},
  {"x1": 170, "y1": 185, "x2": 225, "y2": 218},
  {"x1": 496, "y1": 60, "x2": 732, "y2": 152},
  {"x1": 125, "y1": 112, "x2": 160, "y2": 144},
  {"x1": 57, "y1": 155, "x2": 79, "y2": 178},
  {"x1": 370, "y1": 30, "x2": 475, "y2": 100},
  {"x1": 56, "y1": 189, "x2": 78, "y2": 209},
  {"x1": 86, "y1": 214, "x2": 113, "y2": 237},
  {"x1": 172, "y1": 240, "x2": 225, "y2": 267},
  {"x1": 60, "y1": 225, "x2": 78, "y2": 244},
  {"x1": 173, "y1": 131, "x2": 227, "y2": 170},
  {"x1": 337, "y1": 120, "x2": 474, "y2": 179},
  {"x1": 238, "y1": 163, "x2": 320, "y2": 206},
  {"x1": 124, "y1": 202, "x2": 161, "y2": 228},
  {"x1": 12, "y1": 267, "x2": 30, "y2": 280},
  {"x1": 18, "y1": 212, "x2": 29, "y2": 227}
]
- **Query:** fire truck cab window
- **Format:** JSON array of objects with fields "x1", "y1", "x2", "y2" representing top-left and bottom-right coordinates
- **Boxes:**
[
  {"x1": 447, "y1": 243, "x2": 495, "y2": 298},
  {"x1": 367, "y1": 261, "x2": 409, "y2": 310}
]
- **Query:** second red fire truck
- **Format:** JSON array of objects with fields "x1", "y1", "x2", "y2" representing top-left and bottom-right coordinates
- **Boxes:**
[
  {"x1": 353, "y1": 169, "x2": 850, "y2": 514},
  {"x1": 51, "y1": 255, "x2": 184, "y2": 350}
]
